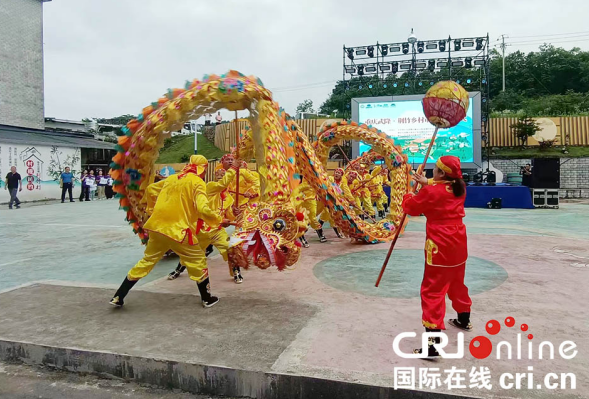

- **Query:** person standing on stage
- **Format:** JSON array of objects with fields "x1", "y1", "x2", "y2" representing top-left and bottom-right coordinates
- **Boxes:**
[
  {"x1": 402, "y1": 155, "x2": 472, "y2": 358},
  {"x1": 520, "y1": 163, "x2": 533, "y2": 188}
]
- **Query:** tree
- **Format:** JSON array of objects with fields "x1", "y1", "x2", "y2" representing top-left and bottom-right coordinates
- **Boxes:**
[
  {"x1": 510, "y1": 116, "x2": 540, "y2": 148},
  {"x1": 296, "y1": 99, "x2": 315, "y2": 115}
]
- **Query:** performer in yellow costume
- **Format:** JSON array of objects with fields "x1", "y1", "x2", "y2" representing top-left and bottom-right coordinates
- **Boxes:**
[
  {"x1": 317, "y1": 168, "x2": 354, "y2": 238},
  {"x1": 381, "y1": 167, "x2": 391, "y2": 215},
  {"x1": 347, "y1": 165, "x2": 374, "y2": 220},
  {"x1": 294, "y1": 176, "x2": 326, "y2": 247},
  {"x1": 216, "y1": 154, "x2": 260, "y2": 208},
  {"x1": 367, "y1": 166, "x2": 386, "y2": 219},
  {"x1": 109, "y1": 155, "x2": 224, "y2": 309},
  {"x1": 168, "y1": 159, "x2": 245, "y2": 283}
]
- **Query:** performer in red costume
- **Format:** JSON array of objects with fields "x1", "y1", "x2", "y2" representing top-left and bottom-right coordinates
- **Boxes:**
[{"x1": 402, "y1": 155, "x2": 472, "y2": 358}]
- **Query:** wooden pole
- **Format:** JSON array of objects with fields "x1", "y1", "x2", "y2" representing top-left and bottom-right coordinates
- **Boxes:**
[
  {"x1": 233, "y1": 111, "x2": 240, "y2": 202},
  {"x1": 375, "y1": 127, "x2": 439, "y2": 287}
]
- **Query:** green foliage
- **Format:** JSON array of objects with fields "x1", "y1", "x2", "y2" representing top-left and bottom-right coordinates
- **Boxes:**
[
  {"x1": 95, "y1": 114, "x2": 136, "y2": 125},
  {"x1": 157, "y1": 134, "x2": 227, "y2": 163},
  {"x1": 510, "y1": 116, "x2": 541, "y2": 148},
  {"x1": 47, "y1": 146, "x2": 81, "y2": 182},
  {"x1": 296, "y1": 99, "x2": 315, "y2": 114},
  {"x1": 491, "y1": 146, "x2": 589, "y2": 159}
]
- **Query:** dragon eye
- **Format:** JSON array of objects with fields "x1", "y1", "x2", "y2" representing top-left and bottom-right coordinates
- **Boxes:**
[{"x1": 273, "y1": 219, "x2": 286, "y2": 232}]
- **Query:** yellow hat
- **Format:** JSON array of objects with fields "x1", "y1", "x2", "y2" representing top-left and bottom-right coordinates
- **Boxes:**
[{"x1": 189, "y1": 155, "x2": 208, "y2": 175}]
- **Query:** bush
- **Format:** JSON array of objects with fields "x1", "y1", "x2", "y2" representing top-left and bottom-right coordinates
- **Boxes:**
[{"x1": 180, "y1": 154, "x2": 189, "y2": 162}]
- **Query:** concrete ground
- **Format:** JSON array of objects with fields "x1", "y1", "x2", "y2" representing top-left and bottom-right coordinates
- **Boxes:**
[
  {"x1": 0, "y1": 361, "x2": 238, "y2": 399},
  {"x1": 0, "y1": 200, "x2": 588, "y2": 398}
]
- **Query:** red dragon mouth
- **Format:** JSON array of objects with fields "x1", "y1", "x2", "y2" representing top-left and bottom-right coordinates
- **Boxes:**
[{"x1": 243, "y1": 230, "x2": 288, "y2": 270}]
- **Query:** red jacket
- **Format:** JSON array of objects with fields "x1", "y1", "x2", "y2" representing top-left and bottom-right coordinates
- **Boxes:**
[{"x1": 402, "y1": 181, "x2": 467, "y2": 267}]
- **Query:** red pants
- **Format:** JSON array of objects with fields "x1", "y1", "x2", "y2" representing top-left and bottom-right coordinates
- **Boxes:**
[{"x1": 421, "y1": 263, "x2": 472, "y2": 330}]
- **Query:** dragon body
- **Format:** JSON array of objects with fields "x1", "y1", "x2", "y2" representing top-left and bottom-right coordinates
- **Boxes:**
[{"x1": 111, "y1": 71, "x2": 411, "y2": 272}]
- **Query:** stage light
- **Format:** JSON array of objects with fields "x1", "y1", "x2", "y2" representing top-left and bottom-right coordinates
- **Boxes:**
[
  {"x1": 482, "y1": 97, "x2": 487, "y2": 103},
  {"x1": 390, "y1": 45, "x2": 401, "y2": 52},
  {"x1": 393, "y1": 83, "x2": 398, "y2": 87},
  {"x1": 466, "y1": 78, "x2": 472, "y2": 84},
  {"x1": 452, "y1": 60, "x2": 464, "y2": 67},
  {"x1": 344, "y1": 66, "x2": 355, "y2": 74},
  {"x1": 439, "y1": 40, "x2": 446, "y2": 52},
  {"x1": 476, "y1": 38, "x2": 484, "y2": 50},
  {"x1": 426, "y1": 42, "x2": 438, "y2": 50},
  {"x1": 365, "y1": 65, "x2": 377, "y2": 73},
  {"x1": 417, "y1": 41, "x2": 424, "y2": 53},
  {"x1": 380, "y1": 45, "x2": 388, "y2": 56},
  {"x1": 358, "y1": 65, "x2": 364, "y2": 75},
  {"x1": 402, "y1": 43, "x2": 409, "y2": 54},
  {"x1": 404, "y1": 82, "x2": 409, "y2": 87},
  {"x1": 346, "y1": 104, "x2": 350, "y2": 108},
  {"x1": 359, "y1": 85, "x2": 363, "y2": 89},
  {"x1": 418, "y1": 81, "x2": 423, "y2": 86},
  {"x1": 416, "y1": 61, "x2": 427, "y2": 69},
  {"x1": 474, "y1": 59, "x2": 485, "y2": 67},
  {"x1": 465, "y1": 57, "x2": 473, "y2": 68},
  {"x1": 346, "y1": 48, "x2": 354, "y2": 60},
  {"x1": 430, "y1": 81, "x2": 434, "y2": 85},
  {"x1": 462, "y1": 39, "x2": 474, "y2": 48},
  {"x1": 400, "y1": 63, "x2": 411, "y2": 70},
  {"x1": 368, "y1": 84, "x2": 373, "y2": 89},
  {"x1": 356, "y1": 48, "x2": 367, "y2": 56},
  {"x1": 383, "y1": 83, "x2": 387, "y2": 88},
  {"x1": 482, "y1": 78, "x2": 487, "y2": 84},
  {"x1": 391, "y1": 62, "x2": 399, "y2": 73},
  {"x1": 454, "y1": 39, "x2": 461, "y2": 51},
  {"x1": 437, "y1": 60, "x2": 449, "y2": 68},
  {"x1": 428, "y1": 59, "x2": 435, "y2": 72},
  {"x1": 456, "y1": 79, "x2": 460, "y2": 84},
  {"x1": 379, "y1": 63, "x2": 391, "y2": 72},
  {"x1": 367, "y1": 46, "x2": 375, "y2": 58}
]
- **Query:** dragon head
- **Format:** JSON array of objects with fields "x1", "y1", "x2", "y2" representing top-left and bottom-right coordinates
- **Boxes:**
[{"x1": 227, "y1": 202, "x2": 307, "y2": 271}]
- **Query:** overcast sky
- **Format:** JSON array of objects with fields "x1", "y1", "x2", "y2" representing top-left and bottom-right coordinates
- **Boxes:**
[{"x1": 43, "y1": 0, "x2": 589, "y2": 123}]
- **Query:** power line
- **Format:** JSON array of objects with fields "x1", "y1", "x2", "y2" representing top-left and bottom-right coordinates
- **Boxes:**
[
  {"x1": 509, "y1": 30, "x2": 589, "y2": 39},
  {"x1": 508, "y1": 34, "x2": 589, "y2": 45},
  {"x1": 270, "y1": 80, "x2": 337, "y2": 92},
  {"x1": 508, "y1": 38, "x2": 589, "y2": 46}
]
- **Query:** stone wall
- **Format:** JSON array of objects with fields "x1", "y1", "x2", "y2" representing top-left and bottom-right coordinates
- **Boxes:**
[{"x1": 0, "y1": 0, "x2": 46, "y2": 130}]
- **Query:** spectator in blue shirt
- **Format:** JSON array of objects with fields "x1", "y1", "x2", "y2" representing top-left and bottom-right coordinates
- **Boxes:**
[{"x1": 60, "y1": 167, "x2": 75, "y2": 203}]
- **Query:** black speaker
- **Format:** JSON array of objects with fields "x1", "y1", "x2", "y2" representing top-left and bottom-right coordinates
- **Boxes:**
[
  {"x1": 462, "y1": 173, "x2": 470, "y2": 183},
  {"x1": 486, "y1": 171, "x2": 496, "y2": 185},
  {"x1": 531, "y1": 158, "x2": 560, "y2": 188},
  {"x1": 487, "y1": 198, "x2": 502, "y2": 209}
]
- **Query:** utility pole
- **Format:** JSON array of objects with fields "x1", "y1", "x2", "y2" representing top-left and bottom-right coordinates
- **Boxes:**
[{"x1": 498, "y1": 35, "x2": 509, "y2": 91}]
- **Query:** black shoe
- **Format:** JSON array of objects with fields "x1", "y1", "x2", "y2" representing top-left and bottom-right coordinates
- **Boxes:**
[
  {"x1": 233, "y1": 267, "x2": 243, "y2": 284},
  {"x1": 15, "y1": 205, "x2": 20, "y2": 209},
  {"x1": 167, "y1": 264, "x2": 186, "y2": 280},
  {"x1": 70, "y1": 200, "x2": 75, "y2": 202},
  {"x1": 61, "y1": 200, "x2": 65, "y2": 203},
  {"x1": 317, "y1": 229, "x2": 327, "y2": 243},
  {"x1": 197, "y1": 278, "x2": 219, "y2": 308},
  {"x1": 205, "y1": 244, "x2": 214, "y2": 257},
  {"x1": 413, "y1": 339, "x2": 441, "y2": 359},
  {"x1": 449, "y1": 312, "x2": 473, "y2": 331},
  {"x1": 299, "y1": 236, "x2": 310, "y2": 248},
  {"x1": 333, "y1": 228, "x2": 344, "y2": 238},
  {"x1": 109, "y1": 277, "x2": 138, "y2": 307}
]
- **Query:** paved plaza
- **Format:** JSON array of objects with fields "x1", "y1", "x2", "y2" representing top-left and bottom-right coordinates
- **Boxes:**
[{"x1": 0, "y1": 200, "x2": 588, "y2": 398}]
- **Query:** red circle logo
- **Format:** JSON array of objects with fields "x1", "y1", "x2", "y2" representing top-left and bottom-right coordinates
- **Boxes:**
[
  {"x1": 469, "y1": 336, "x2": 493, "y2": 359},
  {"x1": 26, "y1": 160, "x2": 34, "y2": 167}
]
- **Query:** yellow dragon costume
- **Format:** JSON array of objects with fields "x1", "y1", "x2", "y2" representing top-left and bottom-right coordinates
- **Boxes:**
[{"x1": 109, "y1": 71, "x2": 411, "y2": 276}]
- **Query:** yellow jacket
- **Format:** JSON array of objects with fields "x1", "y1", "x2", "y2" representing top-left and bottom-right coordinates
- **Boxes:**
[
  {"x1": 368, "y1": 166, "x2": 384, "y2": 196},
  {"x1": 294, "y1": 180, "x2": 316, "y2": 204},
  {"x1": 206, "y1": 168, "x2": 237, "y2": 222},
  {"x1": 230, "y1": 168, "x2": 260, "y2": 207},
  {"x1": 333, "y1": 175, "x2": 355, "y2": 205},
  {"x1": 143, "y1": 174, "x2": 221, "y2": 244},
  {"x1": 349, "y1": 172, "x2": 370, "y2": 197}
]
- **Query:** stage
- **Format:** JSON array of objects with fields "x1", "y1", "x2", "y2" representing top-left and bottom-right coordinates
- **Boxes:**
[
  {"x1": 385, "y1": 183, "x2": 535, "y2": 209},
  {"x1": 465, "y1": 183, "x2": 534, "y2": 209}
]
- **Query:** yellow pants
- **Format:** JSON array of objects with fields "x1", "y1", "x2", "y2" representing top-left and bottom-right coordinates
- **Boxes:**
[
  {"x1": 373, "y1": 195, "x2": 385, "y2": 212},
  {"x1": 128, "y1": 233, "x2": 208, "y2": 283},
  {"x1": 361, "y1": 194, "x2": 375, "y2": 217},
  {"x1": 301, "y1": 199, "x2": 321, "y2": 230},
  {"x1": 197, "y1": 228, "x2": 233, "y2": 277}
]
